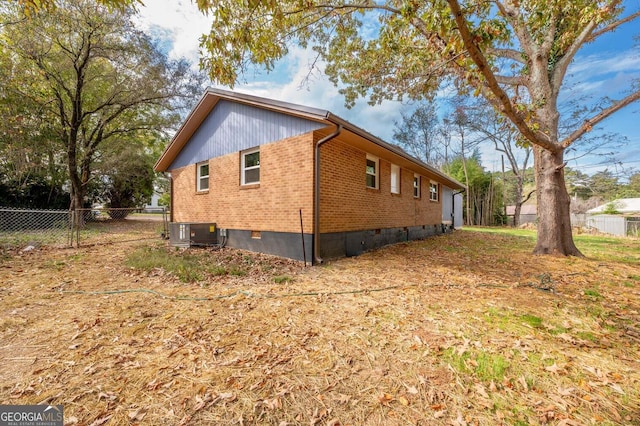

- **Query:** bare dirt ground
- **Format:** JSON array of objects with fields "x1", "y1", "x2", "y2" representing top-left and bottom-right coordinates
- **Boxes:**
[{"x1": 0, "y1": 220, "x2": 638, "y2": 425}]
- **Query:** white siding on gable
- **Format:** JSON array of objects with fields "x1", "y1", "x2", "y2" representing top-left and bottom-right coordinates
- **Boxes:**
[{"x1": 169, "y1": 100, "x2": 325, "y2": 170}]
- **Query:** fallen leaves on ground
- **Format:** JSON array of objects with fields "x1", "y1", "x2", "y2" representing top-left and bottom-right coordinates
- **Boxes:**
[{"x1": 0, "y1": 222, "x2": 639, "y2": 425}]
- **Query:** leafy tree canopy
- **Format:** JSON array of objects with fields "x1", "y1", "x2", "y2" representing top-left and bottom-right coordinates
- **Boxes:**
[
  {"x1": 1, "y1": 0, "x2": 202, "y2": 212},
  {"x1": 197, "y1": 1, "x2": 639, "y2": 146},
  {"x1": 12, "y1": 0, "x2": 141, "y2": 16}
]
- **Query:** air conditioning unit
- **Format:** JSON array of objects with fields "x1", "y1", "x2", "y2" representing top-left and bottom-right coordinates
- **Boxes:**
[{"x1": 169, "y1": 223, "x2": 218, "y2": 247}]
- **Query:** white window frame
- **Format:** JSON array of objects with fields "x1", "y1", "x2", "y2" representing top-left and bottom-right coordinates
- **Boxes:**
[
  {"x1": 413, "y1": 174, "x2": 420, "y2": 198},
  {"x1": 241, "y1": 147, "x2": 260, "y2": 185},
  {"x1": 366, "y1": 154, "x2": 379, "y2": 189},
  {"x1": 390, "y1": 164, "x2": 400, "y2": 194},
  {"x1": 429, "y1": 181, "x2": 439, "y2": 201},
  {"x1": 197, "y1": 161, "x2": 209, "y2": 192}
]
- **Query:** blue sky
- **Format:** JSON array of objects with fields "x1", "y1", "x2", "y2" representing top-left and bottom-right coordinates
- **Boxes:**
[{"x1": 135, "y1": 1, "x2": 640, "y2": 177}]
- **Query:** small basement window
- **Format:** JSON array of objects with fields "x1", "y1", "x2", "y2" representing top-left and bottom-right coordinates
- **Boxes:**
[
  {"x1": 197, "y1": 161, "x2": 209, "y2": 192},
  {"x1": 429, "y1": 181, "x2": 439, "y2": 201},
  {"x1": 413, "y1": 174, "x2": 420, "y2": 198},
  {"x1": 366, "y1": 154, "x2": 378, "y2": 189},
  {"x1": 242, "y1": 148, "x2": 260, "y2": 185}
]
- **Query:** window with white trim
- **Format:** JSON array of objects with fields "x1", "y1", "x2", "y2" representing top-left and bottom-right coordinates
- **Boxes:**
[
  {"x1": 413, "y1": 174, "x2": 420, "y2": 198},
  {"x1": 241, "y1": 148, "x2": 260, "y2": 185},
  {"x1": 197, "y1": 161, "x2": 209, "y2": 192},
  {"x1": 366, "y1": 154, "x2": 378, "y2": 189},
  {"x1": 429, "y1": 181, "x2": 439, "y2": 201},
  {"x1": 390, "y1": 164, "x2": 400, "y2": 194}
]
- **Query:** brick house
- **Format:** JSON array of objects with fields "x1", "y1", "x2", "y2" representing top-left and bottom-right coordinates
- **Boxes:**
[{"x1": 154, "y1": 88, "x2": 464, "y2": 264}]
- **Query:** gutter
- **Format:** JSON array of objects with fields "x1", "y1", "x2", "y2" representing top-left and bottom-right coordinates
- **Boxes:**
[
  {"x1": 314, "y1": 124, "x2": 342, "y2": 265},
  {"x1": 168, "y1": 173, "x2": 174, "y2": 223}
]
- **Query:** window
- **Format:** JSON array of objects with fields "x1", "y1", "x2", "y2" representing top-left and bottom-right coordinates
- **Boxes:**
[
  {"x1": 390, "y1": 164, "x2": 400, "y2": 194},
  {"x1": 197, "y1": 161, "x2": 209, "y2": 192},
  {"x1": 366, "y1": 154, "x2": 378, "y2": 189},
  {"x1": 241, "y1": 148, "x2": 260, "y2": 185},
  {"x1": 429, "y1": 181, "x2": 439, "y2": 201},
  {"x1": 413, "y1": 174, "x2": 420, "y2": 198}
]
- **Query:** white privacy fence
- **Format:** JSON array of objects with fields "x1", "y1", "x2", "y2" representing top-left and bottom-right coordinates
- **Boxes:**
[{"x1": 586, "y1": 214, "x2": 640, "y2": 237}]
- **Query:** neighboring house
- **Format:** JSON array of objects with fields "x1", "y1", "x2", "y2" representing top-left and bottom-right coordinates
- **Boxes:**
[
  {"x1": 586, "y1": 198, "x2": 640, "y2": 236},
  {"x1": 144, "y1": 191, "x2": 162, "y2": 210},
  {"x1": 586, "y1": 198, "x2": 640, "y2": 215},
  {"x1": 506, "y1": 204, "x2": 537, "y2": 226},
  {"x1": 154, "y1": 88, "x2": 465, "y2": 263}
]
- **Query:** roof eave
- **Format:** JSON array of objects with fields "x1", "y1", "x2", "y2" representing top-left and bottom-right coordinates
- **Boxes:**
[
  {"x1": 154, "y1": 89, "x2": 217, "y2": 172},
  {"x1": 325, "y1": 113, "x2": 466, "y2": 190}
]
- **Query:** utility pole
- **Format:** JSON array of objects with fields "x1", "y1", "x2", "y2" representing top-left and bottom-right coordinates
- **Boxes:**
[{"x1": 502, "y1": 155, "x2": 507, "y2": 225}]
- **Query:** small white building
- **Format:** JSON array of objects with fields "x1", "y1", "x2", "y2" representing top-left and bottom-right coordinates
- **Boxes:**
[
  {"x1": 506, "y1": 204, "x2": 537, "y2": 226},
  {"x1": 586, "y1": 198, "x2": 640, "y2": 236}
]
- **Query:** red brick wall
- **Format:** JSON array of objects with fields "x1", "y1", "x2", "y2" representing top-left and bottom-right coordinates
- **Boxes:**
[
  {"x1": 170, "y1": 130, "x2": 442, "y2": 235},
  {"x1": 318, "y1": 138, "x2": 441, "y2": 233},
  {"x1": 171, "y1": 133, "x2": 315, "y2": 234}
]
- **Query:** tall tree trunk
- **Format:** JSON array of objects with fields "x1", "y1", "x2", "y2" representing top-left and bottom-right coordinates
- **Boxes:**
[
  {"x1": 513, "y1": 202, "x2": 522, "y2": 228},
  {"x1": 533, "y1": 147, "x2": 583, "y2": 256},
  {"x1": 68, "y1": 130, "x2": 86, "y2": 225},
  {"x1": 512, "y1": 174, "x2": 524, "y2": 227}
]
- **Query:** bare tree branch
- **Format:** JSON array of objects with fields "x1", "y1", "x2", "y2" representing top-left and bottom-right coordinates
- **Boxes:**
[
  {"x1": 522, "y1": 189, "x2": 536, "y2": 204},
  {"x1": 588, "y1": 8, "x2": 640, "y2": 41},
  {"x1": 552, "y1": 19, "x2": 598, "y2": 98},
  {"x1": 447, "y1": 0, "x2": 558, "y2": 152},
  {"x1": 494, "y1": 1, "x2": 536, "y2": 60},
  {"x1": 561, "y1": 90, "x2": 640, "y2": 148},
  {"x1": 486, "y1": 47, "x2": 526, "y2": 64},
  {"x1": 495, "y1": 75, "x2": 527, "y2": 86}
]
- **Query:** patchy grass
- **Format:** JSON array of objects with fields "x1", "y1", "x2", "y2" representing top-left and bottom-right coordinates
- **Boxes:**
[
  {"x1": 1, "y1": 224, "x2": 639, "y2": 425},
  {"x1": 444, "y1": 347, "x2": 509, "y2": 383},
  {"x1": 125, "y1": 245, "x2": 204, "y2": 282},
  {"x1": 464, "y1": 226, "x2": 640, "y2": 264},
  {"x1": 273, "y1": 275, "x2": 294, "y2": 284},
  {"x1": 583, "y1": 288, "x2": 603, "y2": 299},
  {"x1": 124, "y1": 245, "x2": 296, "y2": 284},
  {"x1": 574, "y1": 234, "x2": 640, "y2": 264},
  {"x1": 520, "y1": 313, "x2": 544, "y2": 328}
]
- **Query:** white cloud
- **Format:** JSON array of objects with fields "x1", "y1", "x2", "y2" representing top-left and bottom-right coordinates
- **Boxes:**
[
  {"x1": 230, "y1": 45, "x2": 407, "y2": 142},
  {"x1": 570, "y1": 50, "x2": 640, "y2": 77},
  {"x1": 134, "y1": 0, "x2": 211, "y2": 63}
]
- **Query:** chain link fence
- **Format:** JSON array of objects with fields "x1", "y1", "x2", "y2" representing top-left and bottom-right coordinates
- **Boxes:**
[
  {"x1": 72, "y1": 207, "x2": 168, "y2": 247},
  {"x1": 0, "y1": 207, "x2": 73, "y2": 248},
  {"x1": 1, "y1": 206, "x2": 168, "y2": 249}
]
